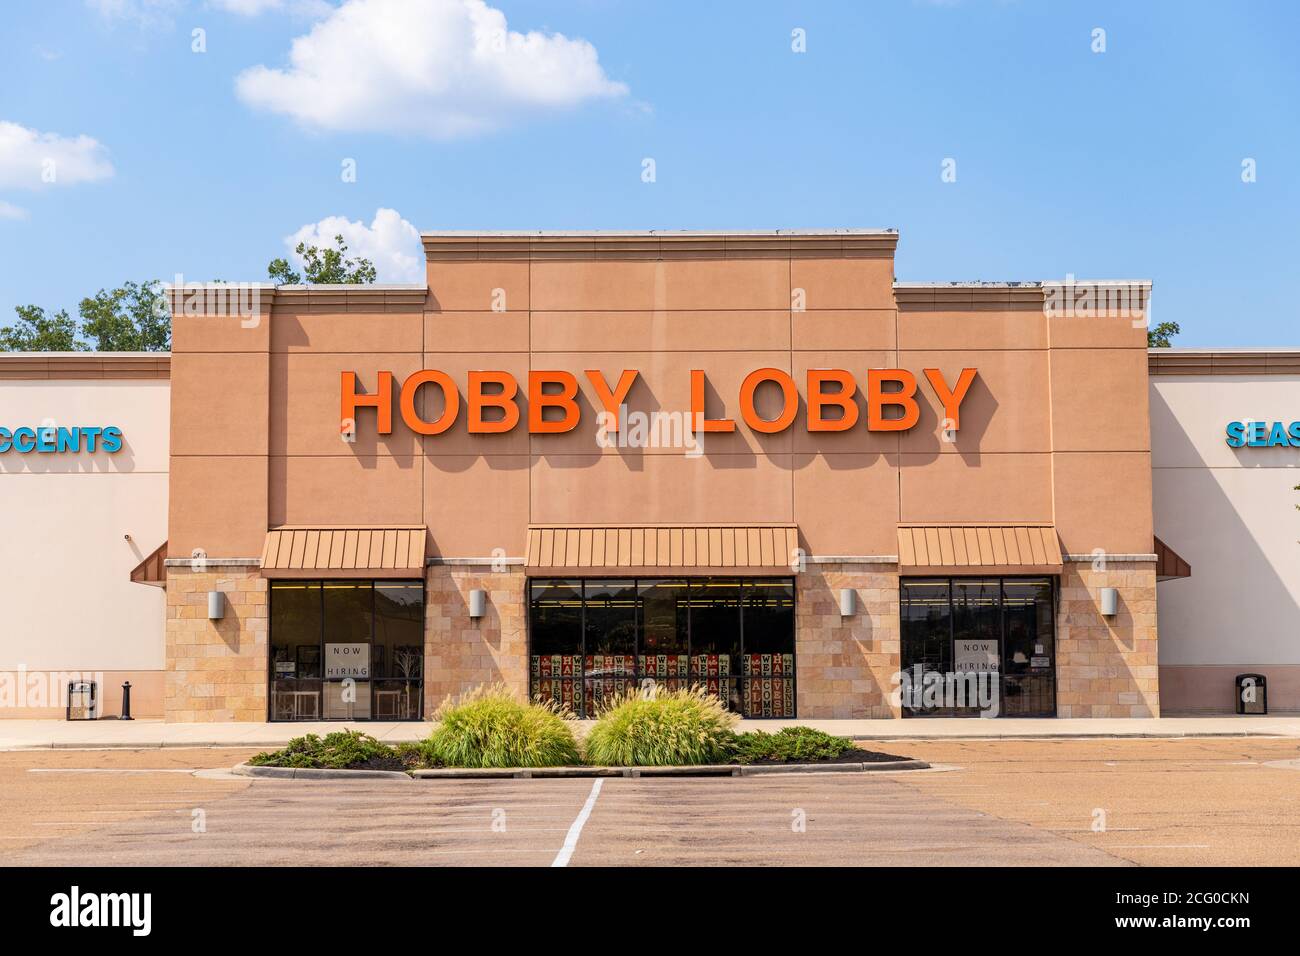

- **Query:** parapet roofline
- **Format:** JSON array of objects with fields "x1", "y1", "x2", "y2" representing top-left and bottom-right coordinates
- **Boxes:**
[
  {"x1": 421, "y1": 230, "x2": 900, "y2": 260},
  {"x1": 1151, "y1": 346, "x2": 1300, "y2": 354},
  {"x1": 160, "y1": 283, "x2": 427, "y2": 292},
  {"x1": 419, "y1": 229, "x2": 899, "y2": 237},
  {"x1": 0, "y1": 351, "x2": 169, "y2": 359},
  {"x1": 896, "y1": 280, "x2": 1153, "y2": 289},
  {"x1": 1148, "y1": 348, "x2": 1300, "y2": 375}
]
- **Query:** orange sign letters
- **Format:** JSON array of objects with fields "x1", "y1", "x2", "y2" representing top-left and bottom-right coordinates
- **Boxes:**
[{"x1": 341, "y1": 367, "x2": 979, "y2": 437}]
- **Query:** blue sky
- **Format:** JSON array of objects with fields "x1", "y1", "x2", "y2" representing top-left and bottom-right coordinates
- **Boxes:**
[{"x1": 1, "y1": 0, "x2": 1297, "y2": 347}]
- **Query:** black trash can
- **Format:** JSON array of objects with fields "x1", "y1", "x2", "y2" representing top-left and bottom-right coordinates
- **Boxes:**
[
  {"x1": 1235, "y1": 673, "x2": 1267, "y2": 715},
  {"x1": 66, "y1": 680, "x2": 97, "y2": 720}
]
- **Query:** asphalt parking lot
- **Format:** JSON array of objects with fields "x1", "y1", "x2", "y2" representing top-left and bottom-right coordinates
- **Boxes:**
[{"x1": 1, "y1": 737, "x2": 1297, "y2": 866}]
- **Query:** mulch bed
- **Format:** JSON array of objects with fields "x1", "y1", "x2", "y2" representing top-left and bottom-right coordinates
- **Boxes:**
[
  {"x1": 278, "y1": 746, "x2": 911, "y2": 772},
  {"x1": 741, "y1": 746, "x2": 910, "y2": 766}
]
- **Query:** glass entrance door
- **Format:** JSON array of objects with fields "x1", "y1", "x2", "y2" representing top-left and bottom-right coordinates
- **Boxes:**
[{"x1": 1000, "y1": 579, "x2": 1057, "y2": 717}]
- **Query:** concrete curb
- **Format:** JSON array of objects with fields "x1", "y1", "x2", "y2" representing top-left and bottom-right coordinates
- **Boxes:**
[
  {"x1": 233, "y1": 763, "x2": 410, "y2": 781},
  {"x1": 849, "y1": 732, "x2": 1290, "y2": 741},
  {"x1": 409, "y1": 759, "x2": 929, "y2": 779},
  {"x1": 231, "y1": 758, "x2": 929, "y2": 780}
]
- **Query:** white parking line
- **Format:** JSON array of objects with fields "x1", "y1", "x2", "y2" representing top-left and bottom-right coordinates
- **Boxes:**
[
  {"x1": 551, "y1": 779, "x2": 604, "y2": 868},
  {"x1": 28, "y1": 768, "x2": 198, "y2": 774},
  {"x1": 1103, "y1": 844, "x2": 1210, "y2": 849}
]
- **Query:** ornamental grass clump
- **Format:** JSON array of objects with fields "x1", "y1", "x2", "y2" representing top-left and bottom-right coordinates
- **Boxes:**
[
  {"x1": 425, "y1": 684, "x2": 581, "y2": 768},
  {"x1": 583, "y1": 686, "x2": 739, "y2": 767}
]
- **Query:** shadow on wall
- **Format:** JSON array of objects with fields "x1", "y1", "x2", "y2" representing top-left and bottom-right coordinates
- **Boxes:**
[{"x1": 1148, "y1": 386, "x2": 1300, "y2": 711}]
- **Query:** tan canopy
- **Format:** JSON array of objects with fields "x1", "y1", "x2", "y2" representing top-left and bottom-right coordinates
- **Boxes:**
[
  {"x1": 898, "y1": 524, "x2": 1064, "y2": 575},
  {"x1": 261, "y1": 527, "x2": 426, "y2": 578},
  {"x1": 526, "y1": 524, "x2": 800, "y2": 577}
]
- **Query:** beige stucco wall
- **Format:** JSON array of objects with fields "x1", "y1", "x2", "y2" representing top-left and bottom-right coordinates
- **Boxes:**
[
  {"x1": 162, "y1": 235, "x2": 1157, "y2": 719},
  {"x1": 1151, "y1": 371, "x2": 1300, "y2": 712},
  {"x1": 0, "y1": 375, "x2": 168, "y2": 717}
]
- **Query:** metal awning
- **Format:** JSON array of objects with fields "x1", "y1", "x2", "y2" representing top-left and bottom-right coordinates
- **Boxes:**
[
  {"x1": 1154, "y1": 535, "x2": 1192, "y2": 581},
  {"x1": 525, "y1": 525, "x2": 800, "y2": 577},
  {"x1": 129, "y1": 540, "x2": 167, "y2": 587},
  {"x1": 260, "y1": 527, "x2": 426, "y2": 578},
  {"x1": 898, "y1": 524, "x2": 1064, "y2": 575}
]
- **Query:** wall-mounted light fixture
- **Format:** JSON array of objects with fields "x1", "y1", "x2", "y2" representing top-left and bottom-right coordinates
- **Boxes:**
[
  {"x1": 1100, "y1": 587, "x2": 1118, "y2": 617},
  {"x1": 469, "y1": 589, "x2": 486, "y2": 619},
  {"x1": 839, "y1": 588, "x2": 856, "y2": 617},
  {"x1": 207, "y1": 591, "x2": 225, "y2": 620}
]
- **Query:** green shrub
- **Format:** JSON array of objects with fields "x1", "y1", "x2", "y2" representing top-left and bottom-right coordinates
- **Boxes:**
[
  {"x1": 424, "y1": 685, "x2": 581, "y2": 768},
  {"x1": 730, "y1": 726, "x2": 857, "y2": 764},
  {"x1": 248, "y1": 729, "x2": 403, "y2": 770},
  {"x1": 583, "y1": 686, "x2": 739, "y2": 766},
  {"x1": 395, "y1": 740, "x2": 440, "y2": 770}
]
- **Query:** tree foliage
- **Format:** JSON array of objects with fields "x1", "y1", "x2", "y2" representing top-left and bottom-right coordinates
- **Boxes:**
[
  {"x1": 0, "y1": 281, "x2": 171, "y2": 353},
  {"x1": 0, "y1": 305, "x2": 86, "y2": 351},
  {"x1": 268, "y1": 234, "x2": 377, "y2": 285},
  {"x1": 79, "y1": 281, "x2": 171, "y2": 351},
  {"x1": 1148, "y1": 320, "x2": 1181, "y2": 348}
]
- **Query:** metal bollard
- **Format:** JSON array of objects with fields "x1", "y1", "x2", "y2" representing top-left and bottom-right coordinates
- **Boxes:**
[{"x1": 121, "y1": 681, "x2": 134, "y2": 721}]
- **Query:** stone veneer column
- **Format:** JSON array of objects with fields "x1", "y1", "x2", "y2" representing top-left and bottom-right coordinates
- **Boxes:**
[
  {"x1": 424, "y1": 563, "x2": 528, "y2": 715},
  {"x1": 164, "y1": 563, "x2": 267, "y2": 722},
  {"x1": 795, "y1": 562, "x2": 901, "y2": 718},
  {"x1": 1056, "y1": 560, "x2": 1159, "y2": 717}
]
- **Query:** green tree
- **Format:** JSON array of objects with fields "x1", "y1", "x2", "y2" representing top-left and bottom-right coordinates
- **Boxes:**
[
  {"x1": 1, "y1": 281, "x2": 171, "y2": 353},
  {"x1": 0, "y1": 305, "x2": 87, "y2": 351},
  {"x1": 79, "y1": 280, "x2": 171, "y2": 352},
  {"x1": 1148, "y1": 320, "x2": 1181, "y2": 348},
  {"x1": 268, "y1": 234, "x2": 377, "y2": 285}
]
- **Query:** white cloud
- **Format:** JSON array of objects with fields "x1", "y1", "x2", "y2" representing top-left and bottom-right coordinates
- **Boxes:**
[
  {"x1": 285, "y1": 208, "x2": 423, "y2": 283},
  {"x1": 236, "y1": 0, "x2": 628, "y2": 138},
  {"x1": 0, "y1": 121, "x2": 115, "y2": 190},
  {"x1": 210, "y1": 0, "x2": 285, "y2": 13},
  {"x1": 0, "y1": 200, "x2": 28, "y2": 221},
  {"x1": 209, "y1": 0, "x2": 334, "y2": 17}
]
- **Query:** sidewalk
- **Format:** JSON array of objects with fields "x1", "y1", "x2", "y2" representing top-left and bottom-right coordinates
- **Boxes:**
[{"x1": 2, "y1": 716, "x2": 1298, "y2": 750}]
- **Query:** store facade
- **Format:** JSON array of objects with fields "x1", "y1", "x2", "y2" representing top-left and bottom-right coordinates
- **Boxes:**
[
  {"x1": 0, "y1": 353, "x2": 169, "y2": 718},
  {"x1": 151, "y1": 230, "x2": 1163, "y2": 722},
  {"x1": 1150, "y1": 349, "x2": 1300, "y2": 713}
]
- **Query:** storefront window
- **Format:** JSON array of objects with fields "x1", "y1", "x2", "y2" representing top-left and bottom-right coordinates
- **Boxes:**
[
  {"x1": 269, "y1": 579, "x2": 425, "y2": 721},
  {"x1": 322, "y1": 582, "x2": 373, "y2": 719},
  {"x1": 374, "y1": 581, "x2": 425, "y2": 721},
  {"x1": 271, "y1": 582, "x2": 323, "y2": 721},
  {"x1": 900, "y1": 577, "x2": 1056, "y2": 718},
  {"x1": 529, "y1": 580, "x2": 584, "y2": 714},
  {"x1": 584, "y1": 580, "x2": 638, "y2": 710},
  {"x1": 742, "y1": 580, "x2": 796, "y2": 718},
  {"x1": 528, "y1": 577, "x2": 796, "y2": 718},
  {"x1": 900, "y1": 579, "x2": 952, "y2": 679},
  {"x1": 690, "y1": 579, "x2": 743, "y2": 712}
]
